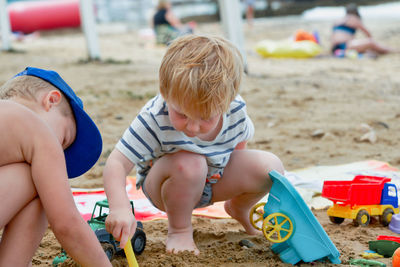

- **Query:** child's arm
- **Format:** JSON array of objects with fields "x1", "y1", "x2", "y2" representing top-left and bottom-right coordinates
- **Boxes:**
[
  {"x1": 358, "y1": 22, "x2": 372, "y2": 38},
  {"x1": 351, "y1": 16, "x2": 372, "y2": 38},
  {"x1": 103, "y1": 148, "x2": 136, "y2": 248},
  {"x1": 165, "y1": 10, "x2": 183, "y2": 28},
  {"x1": 23, "y1": 112, "x2": 111, "y2": 266}
]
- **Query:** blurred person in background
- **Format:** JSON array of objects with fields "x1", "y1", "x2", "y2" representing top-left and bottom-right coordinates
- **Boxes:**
[
  {"x1": 153, "y1": 0, "x2": 195, "y2": 45},
  {"x1": 244, "y1": 0, "x2": 255, "y2": 26},
  {"x1": 331, "y1": 3, "x2": 395, "y2": 57}
]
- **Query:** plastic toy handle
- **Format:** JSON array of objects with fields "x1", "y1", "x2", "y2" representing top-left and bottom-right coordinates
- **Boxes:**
[{"x1": 124, "y1": 241, "x2": 139, "y2": 267}]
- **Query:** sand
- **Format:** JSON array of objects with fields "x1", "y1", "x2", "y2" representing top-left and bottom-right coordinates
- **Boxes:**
[{"x1": 1, "y1": 13, "x2": 400, "y2": 267}]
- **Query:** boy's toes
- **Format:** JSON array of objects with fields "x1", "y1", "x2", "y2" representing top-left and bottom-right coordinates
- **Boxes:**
[{"x1": 167, "y1": 247, "x2": 200, "y2": 255}]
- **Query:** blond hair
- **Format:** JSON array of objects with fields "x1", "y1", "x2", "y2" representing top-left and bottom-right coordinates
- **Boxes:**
[
  {"x1": 0, "y1": 75, "x2": 72, "y2": 116},
  {"x1": 157, "y1": 0, "x2": 170, "y2": 10},
  {"x1": 159, "y1": 35, "x2": 243, "y2": 119}
]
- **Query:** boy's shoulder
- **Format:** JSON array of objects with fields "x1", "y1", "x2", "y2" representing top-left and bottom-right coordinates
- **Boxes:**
[
  {"x1": 0, "y1": 100, "x2": 49, "y2": 136},
  {"x1": 141, "y1": 94, "x2": 167, "y2": 114},
  {"x1": 232, "y1": 94, "x2": 246, "y2": 104},
  {"x1": 0, "y1": 100, "x2": 54, "y2": 163},
  {"x1": 227, "y1": 94, "x2": 247, "y2": 113}
]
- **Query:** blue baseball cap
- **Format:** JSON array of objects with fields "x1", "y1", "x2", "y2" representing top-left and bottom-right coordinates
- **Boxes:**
[{"x1": 15, "y1": 67, "x2": 103, "y2": 178}]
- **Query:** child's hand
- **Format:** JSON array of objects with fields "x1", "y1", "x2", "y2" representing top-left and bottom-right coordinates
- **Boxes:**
[{"x1": 105, "y1": 208, "x2": 137, "y2": 249}]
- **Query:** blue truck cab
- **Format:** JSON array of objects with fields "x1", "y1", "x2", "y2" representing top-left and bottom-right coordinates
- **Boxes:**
[{"x1": 381, "y1": 183, "x2": 398, "y2": 208}]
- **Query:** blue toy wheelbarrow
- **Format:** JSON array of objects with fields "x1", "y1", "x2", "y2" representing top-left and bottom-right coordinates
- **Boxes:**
[{"x1": 250, "y1": 171, "x2": 341, "y2": 265}]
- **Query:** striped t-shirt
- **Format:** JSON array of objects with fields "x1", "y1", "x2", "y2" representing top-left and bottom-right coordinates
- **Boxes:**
[{"x1": 116, "y1": 94, "x2": 255, "y2": 188}]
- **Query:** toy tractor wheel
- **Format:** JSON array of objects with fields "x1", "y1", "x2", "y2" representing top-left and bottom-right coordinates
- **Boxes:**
[
  {"x1": 101, "y1": 242, "x2": 115, "y2": 260},
  {"x1": 380, "y1": 208, "x2": 395, "y2": 226},
  {"x1": 329, "y1": 216, "x2": 345, "y2": 224},
  {"x1": 249, "y1": 202, "x2": 266, "y2": 231},
  {"x1": 353, "y1": 209, "x2": 370, "y2": 227},
  {"x1": 131, "y1": 228, "x2": 146, "y2": 255},
  {"x1": 262, "y1": 212, "x2": 293, "y2": 243}
]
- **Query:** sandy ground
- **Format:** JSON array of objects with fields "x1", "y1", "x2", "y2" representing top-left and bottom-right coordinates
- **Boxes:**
[{"x1": 1, "y1": 14, "x2": 400, "y2": 266}]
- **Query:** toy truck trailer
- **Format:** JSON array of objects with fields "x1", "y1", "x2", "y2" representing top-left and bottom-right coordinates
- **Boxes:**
[{"x1": 322, "y1": 175, "x2": 399, "y2": 226}]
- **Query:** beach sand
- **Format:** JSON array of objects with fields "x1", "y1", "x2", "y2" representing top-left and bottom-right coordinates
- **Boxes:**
[{"x1": 1, "y1": 14, "x2": 400, "y2": 266}]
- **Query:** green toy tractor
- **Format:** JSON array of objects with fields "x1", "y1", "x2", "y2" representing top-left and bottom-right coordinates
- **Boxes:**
[{"x1": 53, "y1": 199, "x2": 146, "y2": 266}]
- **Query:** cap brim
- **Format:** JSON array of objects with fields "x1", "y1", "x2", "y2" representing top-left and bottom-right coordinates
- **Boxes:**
[
  {"x1": 64, "y1": 101, "x2": 102, "y2": 178},
  {"x1": 14, "y1": 67, "x2": 102, "y2": 178}
]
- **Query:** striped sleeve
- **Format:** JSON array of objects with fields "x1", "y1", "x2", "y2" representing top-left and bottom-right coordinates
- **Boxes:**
[
  {"x1": 226, "y1": 95, "x2": 254, "y2": 143},
  {"x1": 243, "y1": 113, "x2": 255, "y2": 141},
  {"x1": 116, "y1": 107, "x2": 162, "y2": 166}
]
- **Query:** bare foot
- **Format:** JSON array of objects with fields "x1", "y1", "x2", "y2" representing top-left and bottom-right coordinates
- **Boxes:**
[
  {"x1": 166, "y1": 227, "x2": 200, "y2": 255},
  {"x1": 224, "y1": 200, "x2": 260, "y2": 235}
]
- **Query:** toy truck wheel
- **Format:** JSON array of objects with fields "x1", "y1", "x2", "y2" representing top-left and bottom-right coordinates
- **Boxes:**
[
  {"x1": 131, "y1": 229, "x2": 146, "y2": 255},
  {"x1": 380, "y1": 208, "x2": 394, "y2": 226},
  {"x1": 101, "y1": 242, "x2": 115, "y2": 260},
  {"x1": 329, "y1": 216, "x2": 345, "y2": 224},
  {"x1": 262, "y1": 212, "x2": 293, "y2": 243},
  {"x1": 353, "y1": 210, "x2": 370, "y2": 227},
  {"x1": 249, "y1": 202, "x2": 266, "y2": 231}
]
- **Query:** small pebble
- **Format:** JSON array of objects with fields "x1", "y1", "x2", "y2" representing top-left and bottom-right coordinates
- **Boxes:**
[
  {"x1": 311, "y1": 129, "x2": 325, "y2": 138},
  {"x1": 239, "y1": 239, "x2": 255, "y2": 248}
]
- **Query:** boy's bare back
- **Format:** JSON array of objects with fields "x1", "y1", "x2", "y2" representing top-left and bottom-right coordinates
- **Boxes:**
[{"x1": 0, "y1": 100, "x2": 64, "y2": 170}]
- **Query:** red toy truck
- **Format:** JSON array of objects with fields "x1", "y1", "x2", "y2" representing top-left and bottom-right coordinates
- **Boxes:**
[{"x1": 322, "y1": 175, "x2": 399, "y2": 226}]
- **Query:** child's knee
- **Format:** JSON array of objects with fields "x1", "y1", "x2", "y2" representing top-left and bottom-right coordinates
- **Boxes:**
[
  {"x1": 245, "y1": 151, "x2": 284, "y2": 189},
  {"x1": 0, "y1": 163, "x2": 36, "y2": 203},
  {"x1": 169, "y1": 151, "x2": 208, "y2": 182},
  {"x1": 0, "y1": 162, "x2": 32, "y2": 178},
  {"x1": 245, "y1": 150, "x2": 284, "y2": 176},
  {"x1": 264, "y1": 152, "x2": 284, "y2": 174}
]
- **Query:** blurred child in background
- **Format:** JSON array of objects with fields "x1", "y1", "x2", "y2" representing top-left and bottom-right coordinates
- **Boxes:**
[
  {"x1": 153, "y1": 0, "x2": 195, "y2": 45},
  {"x1": 331, "y1": 3, "x2": 395, "y2": 56}
]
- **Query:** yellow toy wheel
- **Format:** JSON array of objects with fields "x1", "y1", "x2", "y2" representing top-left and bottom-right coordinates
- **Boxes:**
[
  {"x1": 380, "y1": 208, "x2": 394, "y2": 227},
  {"x1": 262, "y1": 212, "x2": 293, "y2": 243},
  {"x1": 353, "y1": 209, "x2": 370, "y2": 227},
  {"x1": 249, "y1": 202, "x2": 266, "y2": 231}
]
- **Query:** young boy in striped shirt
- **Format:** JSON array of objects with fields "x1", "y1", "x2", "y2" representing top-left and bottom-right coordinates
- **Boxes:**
[{"x1": 103, "y1": 35, "x2": 284, "y2": 254}]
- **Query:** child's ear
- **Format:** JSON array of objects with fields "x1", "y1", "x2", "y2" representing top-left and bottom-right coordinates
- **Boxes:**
[{"x1": 42, "y1": 90, "x2": 62, "y2": 111}]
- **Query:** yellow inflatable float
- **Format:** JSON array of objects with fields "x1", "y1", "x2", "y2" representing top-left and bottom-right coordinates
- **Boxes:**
[{"x1": 255, "y1": 40, "x2": 322, "y2": 58}]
